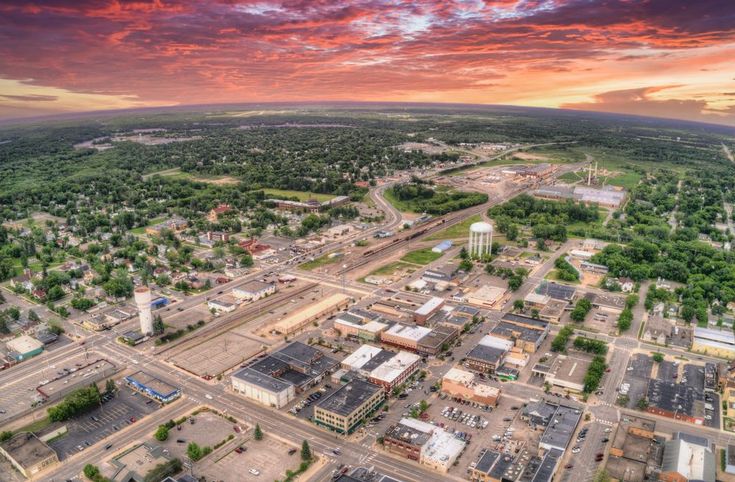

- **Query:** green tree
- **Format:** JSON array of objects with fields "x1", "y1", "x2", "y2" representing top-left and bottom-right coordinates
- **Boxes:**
[
  {"x1": 301, "y1": 440, "x2": 312, "y2": 461},
  {"x1": 652, "y1": 352, "x2": 664, "y2": 363},
  {"x1": 513, "y1": 299, "x2": 525, "y2": 312},
  {"x1": 254, "y1": 423, "x2": 263, "y2": 441},
  {"x1": 186, "y1": 442, "x2": 202, "y2": 461},
  {"x1": 154, "y1": 425, "x2": 169, "y2": 441}
]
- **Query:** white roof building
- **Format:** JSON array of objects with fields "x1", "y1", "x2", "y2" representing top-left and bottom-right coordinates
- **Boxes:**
[
  {"x1": 369, "y1": 351, "x2": 421, "y2": 385},
  {"x1": 384, "y1": 324, "x2": 432, "y2": 342},
  {"x1": 478, "y1": 334, "x2": 514, "y2": 351},
  {"x1": 342, "y1": 345, "x2": 383, "y2": 371},
  {"x1": 415, "y1": 297, "x2": 445, "y2": 318}
]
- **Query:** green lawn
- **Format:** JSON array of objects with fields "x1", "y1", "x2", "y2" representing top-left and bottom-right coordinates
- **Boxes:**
[
  {"x1": 131, "y1": 216, "x2": 167, "y2": 235},
  {"x1": 259, "y1": 188, "x2": 335, "y2": 202},
  {"x1": 425, "y1": 214, "x2": 482, "y2": 240},
  {"x1": 606, "y1": 171, "x2": 642, "y2": 190},
  {"x1": 17, "y1": 416, "x2": 52, "y2": 434},
  {"x1": 401, "y1": 248, "x2": 443, "y2": 265},
  {"x1": 299, "y1": 253, "x2": 342, "y2": 271},
  {"x1": 142, "y1": 167, "x2": 193, "y2": 180},
  {"x1": 557, "y1": 171, "x2": 583, "y2": 183}
]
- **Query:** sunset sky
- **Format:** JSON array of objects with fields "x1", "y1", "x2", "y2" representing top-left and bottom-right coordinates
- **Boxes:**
[{"x1": 1, "y1": 0, "x2": 734, "y2": 124}]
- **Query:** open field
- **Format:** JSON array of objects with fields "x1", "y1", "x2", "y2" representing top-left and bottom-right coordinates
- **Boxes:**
[
  {"x1": 367, "y1": 261, "x2": 417, "y2": 277},
  {"x1": 259, "y1": 188, "x2": 335, "y2": 202},
  {"x1": 425, "y1": 214, "x2": 482, "y2": 240},
  {"x1": 400, "y1": 248, "x2": 443, "y2": 265},
  {"x1": 299, "y1": 253, "x2": 342, "y2": 271}
]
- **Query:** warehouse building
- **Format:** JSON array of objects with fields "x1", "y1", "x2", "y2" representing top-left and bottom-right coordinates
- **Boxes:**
[
  {"x1": 692, "y1": 327, "x2": 735, "y2": 359},
  {"x1": 207, "y1": 299, "x2": 236, "y2": 313},
  {"x1": 314, "y1": 379, "x2": 384, "y2": 434},
  {"x1": 660, "y1": 433, "x2": 715, "y2": 482},
  {"x1": 124, "y1": 371, "x2": 181, "y2": 403},
  {"x1": 231, "y1": 367, "x2": 296, "y2": 409},
  {"x1": 232, "y1": 342, "x2": 338, "y2": 407},
  {"x1": 272, "y1": 293, "x2": 351, "y2": 335},
  {"x1": 0, "y1": 432, "x2": 59, "y2": 478},
  {"x1": 6, "y1": 335, "x2": 44, "y2": 361},
  {"x1": 232, "y1": 281, "x2": 276, "y2": 301},
  {"x1": 542, "y1": 354, "x2": 592, "y2": 393}
]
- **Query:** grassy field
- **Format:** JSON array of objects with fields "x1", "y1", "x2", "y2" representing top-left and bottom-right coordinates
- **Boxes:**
[
  {"x1": 425, "y1": 214, "x2": 482, "y2": 240},
  {"x1": 298, "y1": 253, "x2": 342, "y2": 271},
  {"x1": 142, "y1": 167, "x2": 193, "y2": 180},
  {"x1": 369, "y1": 261, "x2": 416, "y2": 276},
  {"x1": 131, "y1": 216, "x2": 167, "y2": 235},
  {"x1": 566, "y1": 207, "x2": 608, "y2": 233},
  {"x1": 401, "y1": 248, "x2": 443, "y2": 265},
  {"x1": 260, "y1": 188, "x2": 335, "y2": 202},
  {"x1": 606, "y1": 171, "x2": 642, "y2": 190}
]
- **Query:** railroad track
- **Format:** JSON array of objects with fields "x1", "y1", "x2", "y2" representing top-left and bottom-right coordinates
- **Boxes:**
[{"x1": 154, "y1": 282, "x2": 318, "y2": 356}]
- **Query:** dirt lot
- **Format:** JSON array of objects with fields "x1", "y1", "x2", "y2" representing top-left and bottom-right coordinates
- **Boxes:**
[
  {"x1": 196, "y1": 434, "x2": 301, "y2": 482},
  {"x1": 583, "y1": 307, "x2": 619, "y2": 334}
]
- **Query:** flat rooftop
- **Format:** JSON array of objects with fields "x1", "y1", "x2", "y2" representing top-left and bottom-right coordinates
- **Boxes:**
[
  {"x1": 385, "y1": 323, "x2": 431, "y2": 342},
  {"x1": 539, "y1": 404, "x2": 582, "y2": 452},
  {"x1": 369, "y1": 351, "x2": 420, "y2": 383},
  {"x1": 232, "y1": 367, "x2": 293, "y2": 393},
  {"x1": 125, "y1": 370, "x2": 178, "y2": 397},
  {"x1": 467, "y1": 344, "x2": 506, "y2": 364},
  {"x1": 0, "y1": 432, "x2": 56, "y2": 470},
  {"x1": 316, "y1": 379, "x2": 382, "y2": 416},
  {"x1": 415, "y1": 297, "x2": 444, "y2": 316},
  {"x1": 549, "y1": 355, "x2": 592, "y2": 386},
  {"x1": 342, "y1": 345, "x2": 384, "y2": 370}
]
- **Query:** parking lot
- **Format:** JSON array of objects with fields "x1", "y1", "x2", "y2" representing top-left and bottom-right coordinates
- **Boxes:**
[
  {"x1": 197, "y1": 432, "x2": 301, "y2": 482},
  {"x1": 158, "y1": 409, "x2": 238, "y2": 462},
  {"x1": 289, "y1": 383, "x2": 339, "y2": 420},
  {"x1": 419, "y1": 393, "x2": 533, "y2": 476},
  {"x1": 619, "y1": 353, "x2": 653, "y2": 408},
  {"x1": 48, "y1": 385, "x2": 159, "y2": 459},
  {"x1": 0, "y1": 350, "x2": 114, "y2": 424},
  {"x1": 583, "y1": 307, "x2": 618, "y2": 334}
]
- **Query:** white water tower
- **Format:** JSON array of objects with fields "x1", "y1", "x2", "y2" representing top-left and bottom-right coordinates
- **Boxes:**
[
  {"x1": 468, "y1": 221, "x2": 493, "y2": 258},
  {"x1": 134, "y1": 286, "x2": 154, "y2": 335}
]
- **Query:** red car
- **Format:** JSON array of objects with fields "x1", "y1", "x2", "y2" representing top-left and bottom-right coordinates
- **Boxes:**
[
  {"x1": 233, "y1": 425, "x2": 241, "y2": 433},
  {"x1": 564, "y1": 464, "x2": 574, "y2": 469}
]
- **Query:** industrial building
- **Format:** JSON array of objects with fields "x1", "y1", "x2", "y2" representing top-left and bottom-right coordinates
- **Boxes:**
[
  {"x1": 272, "y1": 293, "x2": 351, "y2": 334},
  {"x1": 313, "y1": 379, "x2": 384, "y2": 434},
  {"x1": 207, "y1": 298, "x2": 236, "y2": 313},
  {"x1": 660, "y1": 433, "x2": 715, "y2": 482},
  {"x1": 441, "y1": 367, "x2": 500, "y2": 406},
  {"x1": 692, "y1": 327, "x2": 735, "y2": 358},
  {"x1": 535, "y1": 281, "x2": 576, "y2": 303},
  {"x1": 468, "y1": 222, "x2": 493, "y2": 258},
  {"x1": 124, "y1": 371, "x2": 181, "y2": 403},
  {"x1": 531, "y1": 185, "x2": 626, "y2": 208},
  {"x1": 231, "y1": 342, "x2": 338, "y2": 408},
  {"x1": 5, "y1": 335, "x2": 44, "y2": 361},
  {"x1": 0, "y1": 432, "x2": 59, "y2": 478},
  {"x1": 232, "y1": 280, "x2": 276, "y2": 301}
]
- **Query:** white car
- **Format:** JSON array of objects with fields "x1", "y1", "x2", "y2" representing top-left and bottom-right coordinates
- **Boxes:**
[
  {"x1": 249, "y1": 469, "x2": 260, "y2": 476},
  {"x1": 572, "y1": 446, "x2": 581, "y2": 454}
]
